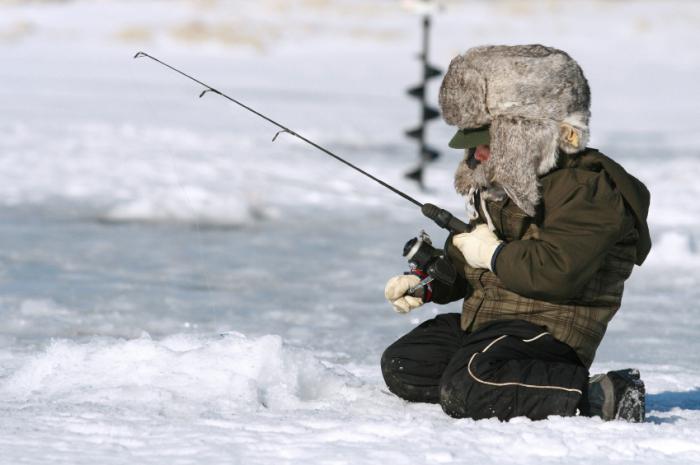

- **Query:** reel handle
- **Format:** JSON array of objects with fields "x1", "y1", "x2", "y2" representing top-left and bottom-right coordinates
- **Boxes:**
[{"x1": 421, "y1": 203, "x2": 473, "y2": 234}]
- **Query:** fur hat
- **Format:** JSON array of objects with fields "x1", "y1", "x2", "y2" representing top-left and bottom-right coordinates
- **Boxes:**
[{"x1": 439, "y1": 44, "x2": 591, "y2": 216}]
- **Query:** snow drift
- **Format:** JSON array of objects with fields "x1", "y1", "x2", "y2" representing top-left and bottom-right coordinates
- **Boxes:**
[{"x1": 1, "y1": 333, "x2": 360, "y2": 413}]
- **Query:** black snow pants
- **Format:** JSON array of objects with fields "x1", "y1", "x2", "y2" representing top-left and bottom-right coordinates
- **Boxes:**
[{"x1": 381, "y1": 314, "x2": 589, "y2": 421}]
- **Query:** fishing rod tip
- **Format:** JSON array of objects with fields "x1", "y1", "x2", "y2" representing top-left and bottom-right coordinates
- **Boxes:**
[{"x1": 133, "y1": 51, "x2": 147, "y2": 59}]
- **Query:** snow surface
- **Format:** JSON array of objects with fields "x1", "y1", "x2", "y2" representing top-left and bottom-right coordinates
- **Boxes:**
[{"x1": 1, "y1": 0, "x2": 700, "y2": 463}]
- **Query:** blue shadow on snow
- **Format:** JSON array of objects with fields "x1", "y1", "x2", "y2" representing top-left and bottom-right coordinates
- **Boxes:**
[{"x1": 647, "y1": 388, "x2": 700, "y2": 412}]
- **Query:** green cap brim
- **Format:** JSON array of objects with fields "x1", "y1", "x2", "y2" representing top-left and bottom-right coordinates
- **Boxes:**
[{"x1": 448, "y1": 125, "x2": 490, "y2": 149}]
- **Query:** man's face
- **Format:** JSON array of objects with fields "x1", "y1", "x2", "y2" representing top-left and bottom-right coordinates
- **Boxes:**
[
  {"x1": 475, "y1": 144, "x2": 491, "y2": 162},
  {"x1": 465, "y1": 144, "x2": 491, "y2": 170}
]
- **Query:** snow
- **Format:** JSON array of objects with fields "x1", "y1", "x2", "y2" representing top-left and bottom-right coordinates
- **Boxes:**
[
  {"x1": 4, "y1": 332, "x2": 700, "y2": 465},
  {"x1": 1, "y1": 0, "x2": 700, "y2": 463}
]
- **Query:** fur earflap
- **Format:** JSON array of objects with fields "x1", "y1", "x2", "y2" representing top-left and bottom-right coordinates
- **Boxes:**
[{"x1": 491, "y1": 116, "x2": 559, "y2": 215}]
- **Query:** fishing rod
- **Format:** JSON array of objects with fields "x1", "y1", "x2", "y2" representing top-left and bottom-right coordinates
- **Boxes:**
[{"x1": 133, "y1": 51, "x2": 470, "y2": 290}]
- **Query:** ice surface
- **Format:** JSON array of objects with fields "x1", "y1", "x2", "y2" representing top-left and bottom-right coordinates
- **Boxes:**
[{"x1": 1, "y1": 0, "x2": 700, "y2": 464}]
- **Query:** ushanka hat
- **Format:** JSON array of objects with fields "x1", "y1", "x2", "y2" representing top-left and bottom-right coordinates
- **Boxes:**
[{"x1": 439, "y1": 44, "x2": 591, "y2": 216}]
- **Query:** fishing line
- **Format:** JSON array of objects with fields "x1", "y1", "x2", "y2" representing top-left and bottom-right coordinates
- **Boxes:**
[{"x1": 130, "y1": 55, "x2": 219, "y2": 322}]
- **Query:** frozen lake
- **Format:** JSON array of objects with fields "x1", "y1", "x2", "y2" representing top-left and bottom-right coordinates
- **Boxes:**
[{"x1": 1, "y1": 1, "x2": 700, "y2": 464}]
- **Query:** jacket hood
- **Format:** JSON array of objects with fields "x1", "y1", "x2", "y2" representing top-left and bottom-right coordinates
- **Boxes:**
[{"x1": 563, "y1": 149, "x2": 651, "y2": 265}]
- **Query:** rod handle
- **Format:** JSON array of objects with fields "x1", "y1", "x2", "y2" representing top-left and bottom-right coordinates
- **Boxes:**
[{"x1": 421, "y1": 203, "x2": 472, "y2": 234}]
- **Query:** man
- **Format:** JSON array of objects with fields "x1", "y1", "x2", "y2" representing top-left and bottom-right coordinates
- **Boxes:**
[{"x1": 381, "y1": 45, "x2": 651, "y2": 422}]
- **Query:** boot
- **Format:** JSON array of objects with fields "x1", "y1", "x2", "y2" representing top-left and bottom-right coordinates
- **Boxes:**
[{"x1": 586, "y1": 368, "x2": 645, "y2": 422}]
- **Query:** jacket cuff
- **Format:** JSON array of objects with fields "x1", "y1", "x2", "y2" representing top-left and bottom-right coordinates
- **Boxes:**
[{"x1": 490, "y1": 242, "x2": 507, "y2": 274}]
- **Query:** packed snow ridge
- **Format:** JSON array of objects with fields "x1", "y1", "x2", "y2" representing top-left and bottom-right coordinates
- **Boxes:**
[{"x1": 1, "y1": 333, "x2": 360, "y2": 413}]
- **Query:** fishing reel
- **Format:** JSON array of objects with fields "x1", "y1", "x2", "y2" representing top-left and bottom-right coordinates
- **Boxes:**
[{"x1": 402, "y1": 231, "x2": 458, "y2": 292}]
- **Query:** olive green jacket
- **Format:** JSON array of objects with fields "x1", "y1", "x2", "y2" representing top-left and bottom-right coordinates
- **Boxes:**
[{"x1": 433, "y1": 148, "x2": 651, "y2": 367}]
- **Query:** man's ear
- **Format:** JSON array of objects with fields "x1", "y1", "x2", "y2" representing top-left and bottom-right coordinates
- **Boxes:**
[
  {"x1": 558, "y1": 117, "x2": 589, "y2": 154},
  {"x1": 560, "y1": 123, "x2": 580, "y2": 149}
]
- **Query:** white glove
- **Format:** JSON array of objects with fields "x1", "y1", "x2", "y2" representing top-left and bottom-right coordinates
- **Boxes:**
[
  {"x1": 452, "y1": 224, "x2": 503, "y2": 271},
  {"x1": 384, "y1": 275, "x2": 424, "y2": 313}
]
